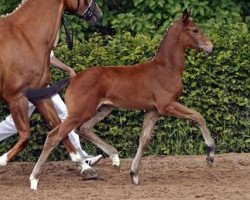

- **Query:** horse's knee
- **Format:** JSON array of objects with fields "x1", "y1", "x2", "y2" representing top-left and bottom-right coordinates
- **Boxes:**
[
  {"x1": 44, "y1": 135, "x2": 60, "y2": 149},
  {"x1": 43, "y1": 127, "x2": 61, "y2": 146},
  {"x1": 77, "y1": 124, "x2": 88, "y2": 134},
  {"x1": 47, "y1": 129, "x2": 58, "y2": 139},
  {"x1": 140, "y1": 135, "x2": 151, "y2": 147},
  {"x1": 76, "y1": 125, "x2": 93, "y2": 140},
  {"x1": 19, "y1": 132, "x2": 30, "y2": 144}
]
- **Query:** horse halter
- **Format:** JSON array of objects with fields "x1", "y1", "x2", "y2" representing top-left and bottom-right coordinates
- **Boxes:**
[{"x1": 75, "y1": 0, "x2": 95, "y2": 19}]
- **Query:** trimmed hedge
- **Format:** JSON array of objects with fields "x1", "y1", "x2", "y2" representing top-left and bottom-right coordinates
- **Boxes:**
[{"x1": 0, "y1": 22, "x2": 249, "y2": 161}]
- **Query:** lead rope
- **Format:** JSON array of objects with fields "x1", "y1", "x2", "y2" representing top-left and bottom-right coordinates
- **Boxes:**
[{"x1": 61, "y1": 15, "x2": 74, "y2": 50}]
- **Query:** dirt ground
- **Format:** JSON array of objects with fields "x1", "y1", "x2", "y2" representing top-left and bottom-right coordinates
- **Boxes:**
[{"x1": 0, "y1": 153, "x2": 249, "y2": 200}]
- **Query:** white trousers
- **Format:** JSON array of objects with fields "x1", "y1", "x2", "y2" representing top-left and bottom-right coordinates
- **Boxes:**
[{"x1": 0, "y1": 94, "x2": 88, "y2": 157}]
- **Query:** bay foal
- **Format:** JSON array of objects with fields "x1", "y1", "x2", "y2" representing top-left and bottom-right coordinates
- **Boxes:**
[{"x1": 26, "y1": 10, "x2": 215, "y2": 189}]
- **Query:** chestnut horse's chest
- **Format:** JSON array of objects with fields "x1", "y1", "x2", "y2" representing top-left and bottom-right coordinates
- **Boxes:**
[
  {"x1": 0, "y1": 13, "x2": 55, "y2": 101},
  {"x1": 0, "y1": 45, "x2": 51, "y2": 100}
]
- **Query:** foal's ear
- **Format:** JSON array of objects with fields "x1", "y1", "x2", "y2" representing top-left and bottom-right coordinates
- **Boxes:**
[{"x1": 182, "y1": 9, "x2": 190, "y2": 26}]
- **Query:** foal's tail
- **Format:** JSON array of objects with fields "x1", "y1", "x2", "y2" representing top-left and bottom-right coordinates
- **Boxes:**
[{"x1": 24, "y1": 77, "x2": 70, "y2": 102}]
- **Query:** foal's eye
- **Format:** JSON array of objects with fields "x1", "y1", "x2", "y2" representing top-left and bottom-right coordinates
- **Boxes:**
[{"x1": 192, "y1": 29, "x2": 199, "y2": 33}]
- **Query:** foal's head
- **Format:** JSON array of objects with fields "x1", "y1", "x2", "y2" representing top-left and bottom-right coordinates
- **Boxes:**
[
  {"x1": 65, "y1": 0, "x2": 102, "y2": 25},
  {"x1": 178, "y1": 10, "x2": 213, "y2": 55}
]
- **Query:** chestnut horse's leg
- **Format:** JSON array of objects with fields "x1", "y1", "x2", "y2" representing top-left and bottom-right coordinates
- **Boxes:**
[
  {"x1": 0, "y1": 96, "x2": 30, "y2": 166},
  {"x1": 76, "y1": 105, "x2": 120, "y2": 170},
  {"x1": 163, "y1": 101, "x2": 215, "y2": 164},
  {"x1": 130, "y1": 110, "x2": 159, "y2": 185}
]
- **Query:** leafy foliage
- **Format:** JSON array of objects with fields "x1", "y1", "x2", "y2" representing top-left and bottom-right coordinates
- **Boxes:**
[
  {"x1": 0, "y1": 0, "x2": 20, "y2": 16},
  {"x1": 59, "y1": 0, "x2": 247, "y2": 39}
]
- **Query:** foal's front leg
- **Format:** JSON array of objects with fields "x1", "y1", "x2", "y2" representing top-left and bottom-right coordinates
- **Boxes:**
[
  {"x1": 130, "y1": 110, "x2": 159, "y2": 184},
  {"x1": 162, "y1": 101, "x2": 215, "y2": 164}
]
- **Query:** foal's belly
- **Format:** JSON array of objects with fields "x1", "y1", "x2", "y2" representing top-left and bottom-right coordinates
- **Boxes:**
[{"x1": 98, "y1": 98, "x2": 156, "y2": 111}]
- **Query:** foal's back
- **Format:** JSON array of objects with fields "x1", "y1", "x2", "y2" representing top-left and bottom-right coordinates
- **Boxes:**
[{"x1": 66, "y1": 60, "x2": 175, "y2": 111}]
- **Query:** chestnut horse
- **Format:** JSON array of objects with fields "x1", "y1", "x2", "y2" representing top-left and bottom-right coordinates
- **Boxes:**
[
  {"x1": 26, "y1": 10, "x2": 215, "y2": 189},
  {"x1": 0, "y1": 0, "x2": 102, "y2": 173}
]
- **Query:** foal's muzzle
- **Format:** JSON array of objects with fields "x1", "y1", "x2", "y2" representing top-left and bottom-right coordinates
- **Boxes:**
[{"x1": 199, "y1": 41, "x2": 213, "y2": 56}]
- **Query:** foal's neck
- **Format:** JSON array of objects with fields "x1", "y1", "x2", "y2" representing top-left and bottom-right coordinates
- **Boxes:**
[
  {"x1": 154, "y1": 22, "x2": 185, "y2": 76},
  {"x1": 9, "y1": 0, "x2": 63, "y2": 51}
]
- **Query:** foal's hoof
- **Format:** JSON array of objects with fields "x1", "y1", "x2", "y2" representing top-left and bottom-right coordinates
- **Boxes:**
[
  {"x1": 79, "y1": 161, "x2": 98, "y2": 180},
  {"x1": 113, "y1": 164, "x2": 121, "y2": 173},
  {"x1": 82, "y1": 168, "x2": 98, "y2": 180},
  {"x1": 110, "y1": 154, "x2": 121, "y2": 172},
  {"x1": 206, "y1": 157, "x2": 214, "y2": 167},
  {"x1": 30, "y1": 174, "x2": 39, "y2": 190},
  {"x1": 206, "y1": 144, "x2": 215, "y2": 167},
  {"x1": 130, "y1": 171, "x2": 140, "y2": 185}
]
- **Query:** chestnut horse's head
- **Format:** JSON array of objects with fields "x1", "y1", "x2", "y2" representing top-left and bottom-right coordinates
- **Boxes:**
[
  {"x1": 179, "y1": 10, "x2": 213, "y2": 55},
  {"x1": 65, "y1": 0, "x2": 102, "y2": 25}
]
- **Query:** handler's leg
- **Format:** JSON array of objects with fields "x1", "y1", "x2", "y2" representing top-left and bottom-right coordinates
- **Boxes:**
[{"x1": 0, "y1": 102, "x2": 35, "y2": 141}]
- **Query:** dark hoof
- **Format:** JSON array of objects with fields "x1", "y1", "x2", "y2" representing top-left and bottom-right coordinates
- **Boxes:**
[
  {"x1": 114, "y1": 164, "x2": 121, "y2": 173},
  {"x1": 206, "y1": 157, "x2": 214, "y2": 167},
  {"x1": 206, "y1": 144, "x2": 215, "y2": 167},
  {"x1": 82, "y1": 168, "x2": 98, "y2": 180}
]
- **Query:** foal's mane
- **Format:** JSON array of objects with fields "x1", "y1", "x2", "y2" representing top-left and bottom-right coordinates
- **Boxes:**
[
  {"x1": 1, "y1": 0, "x2": 29, "y2": 18},
  {"x1": 154, "y1": 19, "x2": 183, "y2": 59}
]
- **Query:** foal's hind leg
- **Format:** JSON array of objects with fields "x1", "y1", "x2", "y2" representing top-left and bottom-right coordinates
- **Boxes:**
[
  {"x1": 162, "y1": 102, "x2": 215, "y2": 164},
  {"x1": 30, "y1": 114, "x2": 96, "y2": 190},
  {"x1": 0, "y1": 96, "x2": 30, "y2": 166},
  {"x1": 76, "y1": 105, "x2": 120, "y2": 170},
  {"x1": 130, "y1": 110, "x2": 159, "y2": 184},
  {"x1": 33, "y1": 99, "x2": 80, "y2": 161}
]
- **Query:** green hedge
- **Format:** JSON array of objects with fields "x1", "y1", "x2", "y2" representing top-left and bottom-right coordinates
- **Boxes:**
[
  {"x1": 1, "y1": 0, "x2": 250, "y2": 38},
  {"x1": 59, "y1": 0, "x2": 250, "y2": 40},
  {"x1": 0, "y1": 22, "x2": 249, "y2": 161}
]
